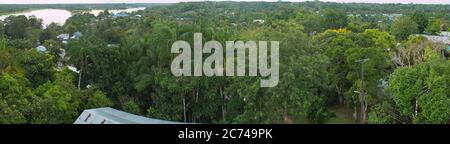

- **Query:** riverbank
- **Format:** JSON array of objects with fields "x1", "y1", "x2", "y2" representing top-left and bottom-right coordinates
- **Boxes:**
[
  {"x1": 0, "y1": 8, "x2": 35, "y2": 15},
  {"x1": 0, "y1": 7, "x2": 148, "y2": 27}
]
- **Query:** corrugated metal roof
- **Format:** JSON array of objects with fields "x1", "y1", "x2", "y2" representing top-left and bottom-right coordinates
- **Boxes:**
[
  {"x1": 74, "y1": 107, "x2": 184, "y2": 124},
  {"x1": 36, "y1": 45, "x2": 47, "y2": 52},
  {"x1": 440, "y1": 32, "x2": 450, "y2": 37},
  {"x1": 421, "y1": 35, "x2": 450, "y2": 44}
]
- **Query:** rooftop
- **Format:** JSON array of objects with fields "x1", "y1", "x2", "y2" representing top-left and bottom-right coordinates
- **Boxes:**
[
  {"x1": 420, "y1": 35, "x2": 450, "y2": 44},
  {"x1": 74, "y1": 107, "x2": 184, "y2": 124},
  {"x1": 36, "y1": 45, "x2": 47, "y2": 52}
]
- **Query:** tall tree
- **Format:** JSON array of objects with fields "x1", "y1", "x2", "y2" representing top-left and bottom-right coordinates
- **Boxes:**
[
  {"x1": 390, "y1": 16, "x2": 418, "y2": 41},
  {"x1": 411, "y1": 11, "x2": 428, "y2": 34},
  {"x1": 322, "y1": 8, "x2": 348, "y2": 30},
  {"x1": 4, "y1": 15, "x2": 29, "y2": 39}
]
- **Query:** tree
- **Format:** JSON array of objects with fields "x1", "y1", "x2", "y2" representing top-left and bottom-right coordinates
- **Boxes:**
[
  {"x1": 390, "y1": 16, "x2": 418, "y2": 41},
  {"x1": 345, "y1": 47, "x2": 390, "y2": 123},
  {"x1": 42, "y1": 40, "x2": 62, "y2": 59},
  {"x1": 411, "y1": 11, "x2": 428, "y2": 34},
  {"x1": 441, "y1": 23, "x2": 447, "y2": 32},
  {"x1": 122, "y1": 100, "x2": 141, "y2": 115},
  {"x1": 368, "y1": 101, "x2": 396, "y2": 124},
  {"x1": 313, "y1": 29, "x2": 355, "y2": 104},
  {"x1": 322, "y1": 8, "x2": 348, "y2": 30},
  {"x1": 0, "y1": 99, "x2": 27, "y2": 124},
  {"x1": 227, "y1": 20, "x2": 332, "y2": 124},
  {"x1": 416, "y1": 58, "x2": 449, "y2": 124},
  {"x1": 360, "y1": 29, "x2": 396, "y2": 52},
  {"x1": 63, "y1": 13, "x2": 95, "y2": 34},
  {"x1": 4, "y1": 15, "x2": 29, "y2": 39},
  {"x1": 387, "y1": 67, "x2": 422, "y2": 123},
  {"x1": 32, "y1": 81, "x2": 79, "y2": 124},
  {"x1": 426, "y1": 18, "x2": 441, "y2": 35},
  {"x1": 39, "y1": 22, "x2": 63, "y2": 42},
  {"x1": 0, "y1": 37, "x2": 11, "y2": 71},
  {"x1": 28, "y1": 16, "x2": 43, "y2": 29},
  {"x1": 86, "y1": 90, "x2": 113, "y2": 109},
  {"x1": 395, "y1": 36, "x2": 447, "y2": 67},
  {"x1": 386, "y1": 55, "x2": 449, "y2": 124},
  {"x1": 296, "y1": 10, "x2": 324, "y2": 35},
  {"x1": 0, "y1": 73, "x2": 33, "y2": 124},
  {"x1": 66, "y1": 38, "x2": 99, "y2": 90},
  {"x1": 15, "y1": 49, "x2": 55, "y2": 87}
]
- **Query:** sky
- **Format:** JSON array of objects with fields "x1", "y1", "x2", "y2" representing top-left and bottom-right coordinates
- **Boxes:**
[{"x1": 0, "y1": 0, "x2": 448, "y2": 4}]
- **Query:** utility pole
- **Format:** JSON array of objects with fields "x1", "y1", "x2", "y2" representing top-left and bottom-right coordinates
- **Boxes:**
[
  {"x1": 355, "y1": 58, "x2": 370, "y2": 123},
  {"x1": 179, "y1": 69, "x2": 187, "y2": 123},
  {"x1": 183, "y1": 97, "x2": 186, "y2": 123}
]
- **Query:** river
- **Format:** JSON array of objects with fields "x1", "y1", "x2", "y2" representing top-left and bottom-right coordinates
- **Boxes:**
[{"x1": 0, "y1": 7, "x2": 146, "y2": 27}]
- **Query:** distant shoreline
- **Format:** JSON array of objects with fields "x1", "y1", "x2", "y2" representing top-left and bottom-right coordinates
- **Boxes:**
[
  {"x1": 0, "y1": 9, "x2": 34, "y2": 16},
  {"x1": 0, "y1": 3, "x2": 165, "y2": 17}
]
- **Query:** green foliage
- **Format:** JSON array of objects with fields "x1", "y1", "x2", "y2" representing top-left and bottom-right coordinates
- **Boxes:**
[
  {"x1": 86, "y1": 90, "x2": 113, "y2": 109},
  {"x1": 386, "y1": 57, "x2": 449, "y2": 124},
  {"x1": 368, "y1": 101, "x2": 396, "y2": 124},
  {"x1": 361, "y1": 29, "x2": 396, "y2": 52},
  {"x1": 411, "y1": 11, "x2": 428, "y2": 34},
  {"x1": 122, "y1": 100, "x2": 141, "y2": 115},
  {"x1": 296, "y1": 10, "x2": 324, "y2": 35},
  {"x1": 426, "y1": 18, "x2": 442, "y2": 35},
  {"x1": 388, "y1": 67, "x2": 422, "y2": 118},
  {"x1": 4, "y1": 15, "x2": 29, "y2": 39},
  {"x1": 345, "y1": 47, "x2": 389, "y2": 86},
  {"x1": 416, "y1": 59, "x2": 450, "y2": 123},
  {"x1": 322, "y1": 9, "x2": 348, "y2": 30},
  {"x1": 32, "y1": 81, "x2": 78, "y2": 123},
  {"x1": 0, "y1": 99, "x2": 27, "y2": 124},
  {"x1": 0, "y1": 73, "x2": 32, "y2": 124},
  {"x1": 390, "y1": 16, "x2": 418, "y2": 41},
  {"x1": 396, "y1": 36, "x2": 447, "y2": 66},
  {"x1": 39, "y1": 23, "x2": 63, "y2": 42},
  {"x1": 16, "y1": 49, "x2": 55, "y2": 87},
  {"x1": 0, "y1": 1, "x2": 449, "y2": 124}
]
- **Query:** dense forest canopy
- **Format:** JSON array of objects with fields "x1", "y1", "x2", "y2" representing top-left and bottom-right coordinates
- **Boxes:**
[{"x1": 0, "y1": 1, "x2": 449, "y2": 124}]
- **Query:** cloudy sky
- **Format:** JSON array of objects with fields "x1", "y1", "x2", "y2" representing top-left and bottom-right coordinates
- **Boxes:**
[{"x1": 0, "y1": 0, "x2": 448, "y2": 4}]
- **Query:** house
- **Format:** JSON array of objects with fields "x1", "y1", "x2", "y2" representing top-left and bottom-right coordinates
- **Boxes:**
[
  {"x1": 67, "y1": 65, "x2": 80, "y2": 73},
  {"x1": 107, "y1": 44, "x2": 120, "y2": 47},
  {"x1": 420, "y1": 35, "x2": 450, "y2": 49},
  {"x1": 382, "y1": 14, "x2": 403, "y2": 20},
  {"x1": 253, "y1": 19, "x2": 265, "y2": 24},
  {"x1": 416, "y1": 34, "x2": 450, "y2": 51},
  {"x1": 175, "y1": 17, "x2": 191, "y2": 21},
  {"x1": 59, "y1": 48, "x2": 66, "y2": 59},
  {"x1": 57, "y1": 34, "x2": 70, "y2": 41},
  {"x1": 57, "y1": 33, "x2": 70, "y2": 44},
  {"x1": 36, "y1": 45, "x2": 47, "y2": 53},
  {"x1": 70, "y1": 31, "x2": 82, "y2": 40},
  {"x1": 74, "y1": 107, "x2": 184, "y2": 124},
  {"x1": 440, "y1": 31, "x2": 450, "y2": 37},
  {"x1": 422, "y1": 35, "x2": 450, "y2": 43},
  {"x1": 112, "y1": 12, "x2": 128, "y2": 18}
]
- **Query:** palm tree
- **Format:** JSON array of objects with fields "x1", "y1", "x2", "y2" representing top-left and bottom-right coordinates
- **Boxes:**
[{"x1": 66, "y1": 38, "x2": 91, "y2": 90}]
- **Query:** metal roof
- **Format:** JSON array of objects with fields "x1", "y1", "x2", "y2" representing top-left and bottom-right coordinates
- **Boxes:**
[
  {"x1": 36, "y1": 45, "x2": 47, "y2": 52},
  {"x1": 57, "y1": 34, "x2": 70, "y2": 40},
  {"x1": 420, "y1": 35, "x2": 450, "y2": 44},
  {"x1": 74, "y1": 107, "x2": 184, "y2": 124}
]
